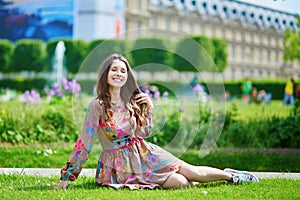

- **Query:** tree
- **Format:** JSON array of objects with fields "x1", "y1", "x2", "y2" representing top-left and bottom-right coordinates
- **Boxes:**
[
  {"x1": 173, "y1": 35, "x2": 216, "y2": 72},
  {"x1": 283, "y1": 16, "x2": 300, "y2": 61},
  {"x1": 212, "y1": 38, "x2": 228, "y2": 72}
]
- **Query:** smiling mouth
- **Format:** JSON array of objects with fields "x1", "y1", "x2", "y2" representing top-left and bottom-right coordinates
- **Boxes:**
[{"x1": 113, "y1": 78, "x2": 122, "y2": 82}]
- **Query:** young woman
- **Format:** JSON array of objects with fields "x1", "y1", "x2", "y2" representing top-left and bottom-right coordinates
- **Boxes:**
[{"x1": 57, "y1": 53, "x2": 259, "y2": 190}]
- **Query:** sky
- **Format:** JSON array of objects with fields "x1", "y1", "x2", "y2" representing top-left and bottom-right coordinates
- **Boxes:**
[{"x1": 237, "y1": 0, "x2": 300, "y2": 15}]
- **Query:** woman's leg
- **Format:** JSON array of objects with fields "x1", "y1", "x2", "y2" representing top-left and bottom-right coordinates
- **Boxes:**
[
  {"x1": 178, "y1": 162, "x2": 232, "y2": 183},
  {"x1": 162, "y1": 173, "x2": 191, "y2": 189}
]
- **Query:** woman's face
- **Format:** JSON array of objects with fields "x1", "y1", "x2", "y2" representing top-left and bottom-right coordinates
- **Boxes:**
[{"x1": 107, "y1": 59, "x2": 128, "y2": 89}]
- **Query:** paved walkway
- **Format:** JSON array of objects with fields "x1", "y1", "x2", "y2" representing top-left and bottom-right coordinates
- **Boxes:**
[{"x1": 0, "y1": 168, "x2": 300, "y2": 180}]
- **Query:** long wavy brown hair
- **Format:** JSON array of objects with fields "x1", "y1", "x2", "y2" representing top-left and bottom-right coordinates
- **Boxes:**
[{"x1": 95, "y1": 53, "x2": 150, "y2": 128}]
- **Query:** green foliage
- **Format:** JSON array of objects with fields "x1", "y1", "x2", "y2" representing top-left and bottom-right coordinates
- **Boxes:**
[
  {"x1": 88, "y1": 39, "x2": 106, "y2": 52},
  {"x1": 81, "y1": 39, "x2": 130, "y2": 73},
  {"x1": 1, "y1": 143, "x2": 300, "y2": 172},
  {"x1": 0, "y1": 78, "x2": 48, "y2": 92},
  {"x1": 0, "y1": 39, "x2": 14, "y2": 73},
  {"x1": 129, "y1": 37, "x2": 170, "y2": 71},
  {"x1": 11, "y1": 39, "x2": 46, "y2": 72},
  {"x1": 1, "y1": 36, "x2": 229, "y2": 76},
  {"x1": 212, "y1": 38, "x2": 227, "y2": 72},
  {"x1": 283, "y1": 16, "x2": 300, "y2": 61},
  {"x1": 45, "y1": 39, "x2": 62, "y2": 72},
  {"x1": 1, "y1": 175, "x2": 299, "y2": 200},
  {"x1": 88, "y1": 39, "x2": 128, "y2": 54},
  {"x1": 172, "y1": 35, "x2": 217, "y2": 72},
  {"x1": 218, "y1": 101, "x2": 300, "y2": 148},
  {"x1": 37, "y1": 108, "x2": 78, "y2": 142},
  {"x1": 63, "y1": 39, "x2": 89, "y2": 74},
  {"x1": 203, "y1": 81, "x2": 286, "y2": 100},
  {"x1": 0, "y1": 100, "x2": 78, "y2": 144}
]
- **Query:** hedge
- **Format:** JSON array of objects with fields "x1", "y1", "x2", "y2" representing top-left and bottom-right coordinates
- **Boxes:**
[{"x1": 0, "y1": 78, "x2": 295, "y2": 100}]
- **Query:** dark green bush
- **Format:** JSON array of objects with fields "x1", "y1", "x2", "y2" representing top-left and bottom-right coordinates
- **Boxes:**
[
  {"x1": 0, "y1": 39, "x2": 14, "y2": 73},
  {"x1": 0, "y1": 78, "x2": 48, "y2": 93},
  {"x1": 11, "y1": 39, "x2": 46, "y2": 72},
  {"x1": 129, "y1": 37, "x2": 170, "y2": 71},
  {"x1": 218, "y1": 103, "x2": 300, "y2": 148},
  {"x1": 63, "y1": 39, "x2": 89, "y2": 74}
]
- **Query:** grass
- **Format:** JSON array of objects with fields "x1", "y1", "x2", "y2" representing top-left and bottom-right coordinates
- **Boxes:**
[
  {"x1": 0, "y1": 174, "x2": 299, "y2": 200},
  {"x1": 226, "y1": 99, "x2": 293, "y2": 121},
  {"x1": 1, "y1": 143, "x2": 300, "y2": 172},
  {"x1": 1, "y1": 98, "x2": 299, "y2": 199}
]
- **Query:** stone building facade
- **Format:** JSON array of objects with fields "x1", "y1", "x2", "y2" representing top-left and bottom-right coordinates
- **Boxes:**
[{"x1": 124, "y1": 0, "x2": 300, "y2": 80}]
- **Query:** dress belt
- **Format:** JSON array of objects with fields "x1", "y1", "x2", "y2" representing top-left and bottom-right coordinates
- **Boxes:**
[{"x1": 103, "y1": 137, "x2": 143, "y2": 153}]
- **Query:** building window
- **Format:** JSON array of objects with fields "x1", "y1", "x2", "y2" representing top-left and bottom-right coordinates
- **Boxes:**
[
  {"x1": 241, "y1": 45, "x2": 245, "y2": 61},
  {"x1": 231, "y1": 68, "x2": 236, "y2": 79},
  {"x1": 241, "y1": 31, "x2": 245, "y2": 41},
  {"x1": 137, "y1": 20, "x2": 142, "y2": 36},
  {"x1": 267, "y1": 50, "x2": 271, "y2": 63},
  {"x1": 165, "y1": 17, "x2": 170, "y2": 29},
  {"x1": 231, "y1": 44, "x2": 236, "y2": 59},
  {"x1": 189, "y1": 23, "x2": 194, "y2": 33},
  {"x1": 137, "y1": 0, "x2": 142, "y2": 9},
  {"x1": 221, "y1": 27, "x2": 226, "y2": 39},
  {"x1": 249, "y1": 47, "x2": 254, "y2": 61},
  {"x1": 231, "y1": 29, "x2": 236, "y2": 39},
  {"x1": 152, "y1": 16, "x2": 157, "y2": 26},
  {"x1": 275, "y1": 51, "x2": 279, "y2": 63},
  {"x1": 259, "y1": 34, "x2": 263, "y2": 44},
  {"x1": 250, "y1": 32, "x2": 254, "y2": 42},
  {"x1": 211, "y1": 26, "x2": 216, "y2": 36},
  {"x1": 177, "y1": 20, "x2": 182, "y2": 31},
  {"x1": 258, "y1": 47, "x2": 262, "y2": 62}
]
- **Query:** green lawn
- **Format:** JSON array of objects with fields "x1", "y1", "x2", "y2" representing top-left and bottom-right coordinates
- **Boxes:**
[
  {"x1": 1, "y1": 99, "x2": 300, "y2": 199},
  {"x1": 0, "y1": 174, "x2": 299, "y2": 200},
  {"x1": 1, "y1": 143, "x2": 300, "y2": 172},
  {"x1": 226, "y1": 99, "x2": 293, "y2": 121}
]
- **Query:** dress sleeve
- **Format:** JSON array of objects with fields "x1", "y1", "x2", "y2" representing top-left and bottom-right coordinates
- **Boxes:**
[
  {"x1": 135, "y1": 111, "x2": 153, "y2": 138},
  {"x1": 60, "y1": 98, "x2": 103, "y2": 181}
]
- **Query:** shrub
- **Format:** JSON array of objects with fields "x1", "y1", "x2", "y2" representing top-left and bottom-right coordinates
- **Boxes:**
[
  {"x1": 11, "y1": 39, "x2": 46, "y2": 72},
  {"x1": 0, "y1": 39, "x2": 14, "y2": 73}
]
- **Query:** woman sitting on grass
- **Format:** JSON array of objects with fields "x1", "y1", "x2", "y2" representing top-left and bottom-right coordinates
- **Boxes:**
[{"x1": 57, "y1": 54, "x2": 259, "y2": 190}]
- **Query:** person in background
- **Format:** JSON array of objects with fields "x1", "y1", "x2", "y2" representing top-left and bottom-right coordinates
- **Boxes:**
[
  {"x1": 56, "y1": 53, "x2": 259, "y2": 190},
  {"x1": 297, "y1": 82, "x2": 300, "y2": 101},
  {"x1": 250, "y1": 88, "x2": 272, "y2": 105},
  {"x1": 282, "y1": 77, "x2": 295, "y2": 106},
  {"x1": 241, "y1": 77, "x2": 252, "y2": 104}
]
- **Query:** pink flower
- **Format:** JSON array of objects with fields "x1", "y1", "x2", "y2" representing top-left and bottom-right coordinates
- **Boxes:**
[{"x1": 116, "y1": 128, "x2": 124, "y2": 136}]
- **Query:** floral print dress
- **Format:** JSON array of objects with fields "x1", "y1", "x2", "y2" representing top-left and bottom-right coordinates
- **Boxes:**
[{"x1": 61, "y1": 98, "x2": 182, "y2": 190}]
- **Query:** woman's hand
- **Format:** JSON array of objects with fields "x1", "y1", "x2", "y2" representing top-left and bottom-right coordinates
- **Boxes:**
[
  {"x1": 135, "y1": 92, "x2": 154, "y2": 111},
  {"x1": 54, "y1": 180, "x2": 68, "y2": 189}
]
